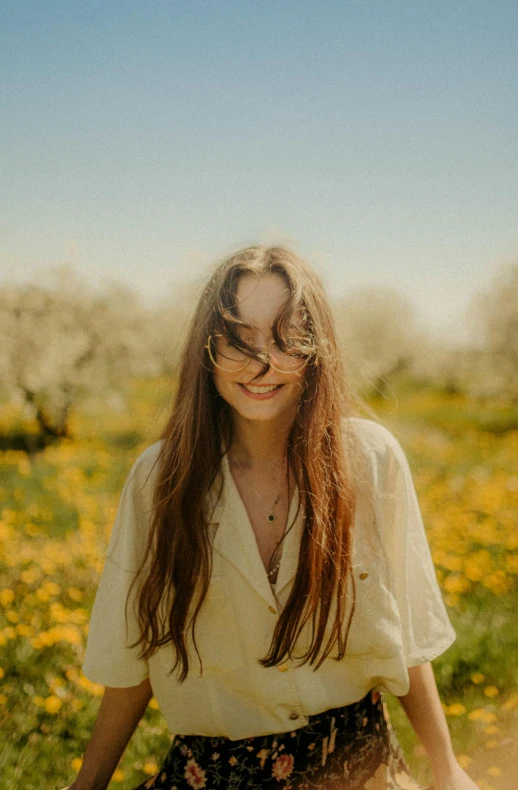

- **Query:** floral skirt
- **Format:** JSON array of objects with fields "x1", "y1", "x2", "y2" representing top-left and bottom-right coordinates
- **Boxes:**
[{"x1": 133, "y1": 688, "x2": 431, "y2": 790}]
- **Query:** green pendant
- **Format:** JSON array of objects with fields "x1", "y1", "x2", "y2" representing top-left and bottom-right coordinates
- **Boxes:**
[{"x1": 267, "y1": 514, "x2": 275, "y2": 522}]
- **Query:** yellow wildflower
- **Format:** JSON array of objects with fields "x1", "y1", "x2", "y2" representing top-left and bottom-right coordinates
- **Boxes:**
[
  {"x1": 446, "y1": 703, "x2": 466, "y2": 716},
  {"x1": 443, "y1": 575, "x2": 471, "y2": 594},
  {"x1": 467, "y1": 709, "x2": 485, "y2": 721},
  {"x1": 67, "y1": 587, "x2": 83, "y2": 601},
  {"x1": 482, "y1": 571, "x2": 512, "y2": 595},
  {"x1": 501, "y1": 692, "x2": 518, "y2": 710},
  {"x1": 0, "y1": 588, "x2": 15, "y2": 607},
  {"x1": 45, "y1": 695, "x2": 62, "y2": 714},
  {"x1": 505, "y1": 554, "x2": 518, "y2": 573},
  {"x1": 456, "y1": 754, "x2": 471, "y2": 769},
  {"x1": 43, "y1": 581, "x2": 61, "y2": 596}
]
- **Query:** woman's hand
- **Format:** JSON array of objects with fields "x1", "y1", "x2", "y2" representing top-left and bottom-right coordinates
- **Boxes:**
[{"x1": 431, "y1": 759, "x2": 481, "y2": 789}]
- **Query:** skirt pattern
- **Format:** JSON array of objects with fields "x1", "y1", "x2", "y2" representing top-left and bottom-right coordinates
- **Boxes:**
[{"x1": 133, "y1": 689, "x2": 429, "y2": 790}]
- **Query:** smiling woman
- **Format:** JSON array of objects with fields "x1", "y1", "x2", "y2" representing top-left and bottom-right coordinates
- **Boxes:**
[
  {"x1": 73, "y1": 246, "x2": 477, "y2": 790},
  {"x1": 209, "y1": 273, "x2": 309, "y2": 425}
]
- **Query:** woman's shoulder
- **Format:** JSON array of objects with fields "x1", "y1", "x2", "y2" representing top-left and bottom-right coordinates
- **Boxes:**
[
  {"x1": 342, "y1": 416, "x2": 403, "y2": 459},
  {"x1": 126, "y1": 439, "x2": 164, "y2": 489},
  {"x1": 342, "y1": 417, "x2": 415, "y2": 502},
  {"x1": 132, "y1": 438, "x2": 164, "y2": 467},
  {"x1": 105, "y1": 440, "x2": 165, "y2": 571}
]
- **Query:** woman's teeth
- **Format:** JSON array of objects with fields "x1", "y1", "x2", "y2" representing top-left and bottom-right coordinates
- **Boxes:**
[{"x1": 241, "y1": 384, "x2": 281, "y2": 393}]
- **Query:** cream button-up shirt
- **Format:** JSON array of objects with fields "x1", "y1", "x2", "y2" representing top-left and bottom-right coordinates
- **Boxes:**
[{"x1": 82, "y1": 418, "x2": 456, "y2": 740}]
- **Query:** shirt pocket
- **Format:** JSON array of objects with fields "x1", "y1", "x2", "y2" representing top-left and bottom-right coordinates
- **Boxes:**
[
  {"x1": 342, "y1": 559, "x2": 403, "y2": 660},
  {"x1": 156, "y1": 573, "x2": 245, "y2": 676}
]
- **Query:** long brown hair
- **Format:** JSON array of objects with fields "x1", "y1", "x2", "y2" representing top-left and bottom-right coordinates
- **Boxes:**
[{"x1": 126, "y1": 245, "x2": 379, "y2": 681}]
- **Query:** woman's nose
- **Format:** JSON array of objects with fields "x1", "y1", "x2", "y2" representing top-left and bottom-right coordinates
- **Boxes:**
[{"x1": 245, "y1": 348, "x2": 276, "y2": 377}]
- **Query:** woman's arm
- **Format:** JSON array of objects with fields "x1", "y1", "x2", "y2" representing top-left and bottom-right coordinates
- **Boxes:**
[
  {"x1": 68, "y1": 678, "x2": 153, "y2": 790},
  {"x1": 396, "y1": 662, "x2": 480, "y2": 790}
]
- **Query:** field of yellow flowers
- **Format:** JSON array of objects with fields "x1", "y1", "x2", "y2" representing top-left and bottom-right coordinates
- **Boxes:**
[{"x1": 0, "y1": 378, "x2": 516, "y2": 790}]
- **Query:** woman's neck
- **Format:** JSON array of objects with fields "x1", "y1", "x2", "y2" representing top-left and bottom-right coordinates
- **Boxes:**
[{"x1": 228, "y1": 414, "x2": 293, "y2": 471}]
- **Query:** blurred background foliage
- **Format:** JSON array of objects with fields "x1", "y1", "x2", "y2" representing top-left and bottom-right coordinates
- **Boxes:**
[{"x1": 0, "y1": 258, "x2": 517, "y2": 449}]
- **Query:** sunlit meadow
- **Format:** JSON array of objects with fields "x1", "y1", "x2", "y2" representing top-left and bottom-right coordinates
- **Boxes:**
[{"x1": 0, "y1": 377, "x2": 516, "y2": 789}]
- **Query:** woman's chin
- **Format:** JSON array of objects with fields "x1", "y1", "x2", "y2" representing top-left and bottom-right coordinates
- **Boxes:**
[{"x1": 231, "y1": 402, "x2": 283, "y2": 421}]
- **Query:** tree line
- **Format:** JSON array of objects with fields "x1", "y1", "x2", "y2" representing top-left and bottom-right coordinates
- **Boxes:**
[{"x1": 0, "y1": 260, "x2": 516, "y2": 447}]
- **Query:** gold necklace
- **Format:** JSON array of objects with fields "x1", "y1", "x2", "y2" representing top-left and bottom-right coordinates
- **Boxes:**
[
  {"x1": 230, "y1": 456, "x2": 287, "y2": 524},
  {"x1": 228, "y1": 455, "x2": 288, "y2": 581},
  {"x1": 248, "y1": 479, "x2": 286, "y2": 581},
  {"x1": 262, "y1": 481, "x2": 289, "y2": 581},
  {"x1": 266, "y1": 489, "x2": 282, "y2": 522}
]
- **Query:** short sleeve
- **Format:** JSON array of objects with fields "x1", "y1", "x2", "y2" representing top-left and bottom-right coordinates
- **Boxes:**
[
  {"x1": 377, "y1": 426, "x2": 457, "y2": 667},
  {"x1": 81, "y1": 556, "x2": 149, "y2": 687},
  {"x1": 81, "y1": 443, "x2": 162, "y2": 687}
]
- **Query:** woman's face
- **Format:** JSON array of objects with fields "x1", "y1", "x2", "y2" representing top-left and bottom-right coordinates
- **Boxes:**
[{"x1": 211, "y1": 273, "x2": 306, "y2": 424}]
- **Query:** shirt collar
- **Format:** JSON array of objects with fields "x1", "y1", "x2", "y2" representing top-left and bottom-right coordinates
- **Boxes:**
[{"x1": 208, "y1": 451, "x2": 305, "y2": 608}]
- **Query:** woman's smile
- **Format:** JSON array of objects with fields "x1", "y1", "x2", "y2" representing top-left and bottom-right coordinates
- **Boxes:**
[{"x1": 237, "y1": 382, "x2": 285, "y2": 399}]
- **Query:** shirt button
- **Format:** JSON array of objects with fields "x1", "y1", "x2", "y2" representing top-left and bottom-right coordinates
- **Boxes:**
[
  {"x1": 269, "y1": 606, "x2": 277, "y2": 614},
  {"x1": 289, "y1": 712, "x2": 299, "y2": 720},
  {"x1": 359, "y1": 572, "x2": 369, "y2": 580},
  {"x1": 277, "y1": 662, "x2": 289, "y2": 672}
]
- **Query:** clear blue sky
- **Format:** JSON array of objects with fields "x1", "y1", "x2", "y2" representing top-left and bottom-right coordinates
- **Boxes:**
[{"x1": 2, "y1": 0, "x2": 517, "y2": 344}]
